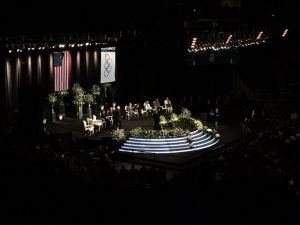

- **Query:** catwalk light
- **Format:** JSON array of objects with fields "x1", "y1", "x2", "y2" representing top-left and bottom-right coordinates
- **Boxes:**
[
  {"x1": 225, "y1": 34, "x2": 233, "y2": 44},
  {"x1": 256, "y1": 31, "x2": 263, "y2": 39},
  {"x1": 282, "y1": 28, "x2": 288, "y2": 37}
]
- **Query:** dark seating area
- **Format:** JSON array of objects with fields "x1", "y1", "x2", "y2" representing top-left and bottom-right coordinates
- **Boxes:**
[{"x1": 1, "y1": 101, "x2": 300, "y2": 224}]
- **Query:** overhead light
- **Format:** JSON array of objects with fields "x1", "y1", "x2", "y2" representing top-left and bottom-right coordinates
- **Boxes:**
[
  {"x1": 282, "y1": 28, "x2": 288, "y2": 37},
  {"x1": 225, "y1": 34, "x2": 233, "y2": 44},
  {"x1": 256, "y1": 31, "x2": 263, "y2": 39}
]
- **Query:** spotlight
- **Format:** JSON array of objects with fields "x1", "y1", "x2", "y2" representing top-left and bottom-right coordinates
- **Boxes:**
[
  {"x1": 282, "y1": 28, "x2": 288, "y2": 37},
  {"x1": 256, "y1": 31, "x2": 263, "y2": 40},
  {"x1": 225, "y1": 34, "x2": 232, "y2": 44}
]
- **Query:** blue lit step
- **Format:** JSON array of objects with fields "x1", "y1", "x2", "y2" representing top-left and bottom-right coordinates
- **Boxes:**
[
  {"x1": 119, "y1": 139, "x2": 219, "y2": 154},
  {"x1": 119, "y1": 130, "x2": 219, "y2": 154},
  {"x1": 126, "y1": 133, "x2": 210, "y2": 146},
  {"x1": 124, "y1": 134, "x2": 212, "y2": 148},
  {"x1": 121, "y1": 137, "x2": 215, "y2": 151}
]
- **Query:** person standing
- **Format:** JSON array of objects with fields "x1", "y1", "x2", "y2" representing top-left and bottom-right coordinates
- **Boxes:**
[{"x1": 113, "y1": 106, "x2": 122, "y2": 128}]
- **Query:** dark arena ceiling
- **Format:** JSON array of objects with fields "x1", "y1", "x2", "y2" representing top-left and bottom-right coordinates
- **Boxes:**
[
  {"x1": 0, "y1": 0, "x2": 297, "y2": 35},
  {"x1": 0, "y1": 0, "x2": 298, "y2": 52}
]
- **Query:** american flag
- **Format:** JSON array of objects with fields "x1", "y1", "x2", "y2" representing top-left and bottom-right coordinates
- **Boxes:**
[{"x1": 53, "y1": 51, "x2": 70, "y2": 91}]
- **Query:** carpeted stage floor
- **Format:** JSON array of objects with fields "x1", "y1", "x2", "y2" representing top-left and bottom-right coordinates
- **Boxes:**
[{"x1": 46, "y1": 114, "x2": 243, "y2": 171}]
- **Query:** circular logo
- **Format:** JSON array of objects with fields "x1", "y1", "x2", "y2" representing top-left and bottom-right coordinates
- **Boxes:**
[{"x1": 104, "y1": 53, "x2": 112, "y2": 77}]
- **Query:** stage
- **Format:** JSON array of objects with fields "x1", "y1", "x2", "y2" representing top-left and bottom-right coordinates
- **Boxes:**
[{"x1": 45, "y1": 113, "x2": 243, "y2": 171}]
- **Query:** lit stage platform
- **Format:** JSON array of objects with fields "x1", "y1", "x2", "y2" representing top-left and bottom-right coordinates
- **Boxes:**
[
  {"x1": 46, "y1": 114, "x2": 241, "y2": 170},
  {"x1": 119, "y1": 130, "x2": 219, "y2": 154}
]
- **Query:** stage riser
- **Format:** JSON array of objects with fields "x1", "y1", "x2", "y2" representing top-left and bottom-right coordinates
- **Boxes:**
[
  {"x1": 126, "y1": 134, "x2": 209, "y2": 145},
  {"x1": 119, "y1": 130, "x2": 219, "y2": 154},
  {"x1": 122, "y1": 138, "x2": 216, "y2": 151},
  {"x1": 119, "y1": 140, "x2": 219, "y2": 154},
  {"x1": 124, "y1": 136, "x2": 212, "y2": 148}
]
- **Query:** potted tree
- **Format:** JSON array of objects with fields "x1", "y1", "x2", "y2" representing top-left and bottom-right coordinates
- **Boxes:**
[
  {"x1": 72, "y1": 83, "x2": 85, "y2": 119},
  {"x1": 48, "y1": 92, "x2": 57, "y2": 122},
  {"x1": 85, "y1": 93, "x2": 94, "y2": 118},
  {"x1": 90, "y1": 84, "x2": 101, "y2": 108},
  {"x1": 57, "y1": 90, "x2": 68, "y2": 120}
]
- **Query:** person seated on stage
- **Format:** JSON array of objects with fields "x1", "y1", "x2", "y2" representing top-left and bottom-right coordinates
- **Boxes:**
[
  {"x1": 164, "y1": 97, "x2": 173, "y2": 114},
  {"x1": 99, "y1": 105, "x2": 105, "y2": 117},
  {"x1": 153, "y1": 99, "x2": 161, "y2": 113},
  {"x1": 144, "y1": 101, "x2": 153, "y2": 111},
  {"x1": 133, "y1": 103, "x2": 141, "y2": 119},
  {"x1": 143, "y1": 101, "x2": 153, "y2": 116},
  {"x1": 112, "y1": 102, "x2": 117, "y2": 111},
  {"x1": 125, "y1": 103, "x2": 134, "y2": 120},
  {"x1": 105, "y1": 108, "x2": 113, "y2": 127}
]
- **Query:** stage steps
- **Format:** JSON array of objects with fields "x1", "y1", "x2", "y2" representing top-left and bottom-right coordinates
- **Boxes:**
[{"x1": 119, "y1": 130, "x2": 219, "y2": 154}]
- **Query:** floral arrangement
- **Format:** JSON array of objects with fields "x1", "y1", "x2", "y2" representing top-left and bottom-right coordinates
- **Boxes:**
[
  {"x1": 111, "y1": 128, "x2": 126, "y2": 142},
  {"x1": 48, "y1": 93, "x2": 57, "y2": 106},
  {"x1": 130, "y1": 127, "x2": 187, "y2": 138},
  {"x1": 90, "y1": 84, "x2": 101, "y2": 96},
  {"x1": 85, "y1": 93, "x2": 94, "y2": 105},
  {"x1": 72, "y1": 83, "x2": 85, "y2": 107},
  {"x1": 170, "y1": 113, "x2": 179, "y2": 122},
  {"x1": 179, "y1": 108, "x2": 192, "y2": 119},
  {"x1": 58, "y1": 90, "x2": 68, "y2": 96},
  {"x1": 159, "y1": 115, "x2": 167, "y2": 126},
  {"x1": 192, "y1": 119, "x2": 203, "y2": 130}
]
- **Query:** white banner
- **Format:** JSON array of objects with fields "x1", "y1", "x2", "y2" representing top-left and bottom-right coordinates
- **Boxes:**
[{"x1": 101, "y1": 51, "x2": 115, "y2": 83}]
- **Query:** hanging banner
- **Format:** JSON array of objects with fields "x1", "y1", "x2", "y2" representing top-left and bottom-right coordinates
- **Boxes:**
[{"x1": 101, "y1": 49, "x2": 115, "y2": 83}]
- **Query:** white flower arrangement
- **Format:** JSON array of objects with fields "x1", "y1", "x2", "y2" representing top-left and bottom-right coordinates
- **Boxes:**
[
  {"x1": 85, "y1": 93, "x2": 94, "y2": 105},
  {"x1": 206, "y1": 128, "x2": 213, "y2": 133},
  {"x1": 179, "y1": 108, "x2": 192, "y2": 118},
  {"x1": 192, "y1": 119, "x2": 203, "y2": 130},
  {"x1": 159, "y1": 115, "x2": 167, "y2": 126},
  {"x1": 72, "y1": 83, "x2": 85, "y2": 107},
  {"x1": 48, "y1": 93, "x2": 57, "y2": 106},
  {"x1": 112, "y1": 128, "x2": 126, "y2": 142},
  {"x1": 170, "y1": 113, "x2": 179, "y2": 122},
  {"x1": 90, "y1": 84, "x2": 101, "y2": 96}
]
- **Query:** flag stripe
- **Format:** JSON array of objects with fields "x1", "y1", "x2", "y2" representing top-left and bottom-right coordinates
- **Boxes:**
[{"x1": 53, "y1": 51, "x2": 70, "y2": 91}]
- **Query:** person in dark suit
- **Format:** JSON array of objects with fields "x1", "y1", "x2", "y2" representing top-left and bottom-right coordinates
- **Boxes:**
[
  {"x1": 113, "y1": 106, "x2": 122, "y2": 128},
  {"x1": 153, "y1": 108, "x2": 161, "y2": 130}
]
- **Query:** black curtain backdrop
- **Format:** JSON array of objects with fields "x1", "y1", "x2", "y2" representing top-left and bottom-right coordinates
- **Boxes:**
[{"x1": 3, "y1": 50, "x2": 102, "y2": 120}]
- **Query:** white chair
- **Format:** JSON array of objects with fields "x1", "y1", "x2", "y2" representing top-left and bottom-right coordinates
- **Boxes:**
[
  {"x1": 141, "y1": 109, "x2": 147, "y2": 118},
  {"x1": 133, "y1": 109, "x2": 139, "y2": 119},
  {"x1": 83, "y1": 120, "x2": 94, "y2": 136},
  {"x1": 92, "y1": 115, "x2": 103, "y2": 132}
]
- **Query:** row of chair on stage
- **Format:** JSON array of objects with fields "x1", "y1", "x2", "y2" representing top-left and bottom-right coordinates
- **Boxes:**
[
  {"x1": 106, "y1": 98, "x2": 173, "y2": 121},
  {"x1": 83, "y1": 115, "x2": 110, "y2": 136}
]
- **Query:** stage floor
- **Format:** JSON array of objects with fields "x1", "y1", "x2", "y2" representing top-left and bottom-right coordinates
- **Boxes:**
[{"x1": 46, "y1": 113, "x2": 243, "y2": 171}]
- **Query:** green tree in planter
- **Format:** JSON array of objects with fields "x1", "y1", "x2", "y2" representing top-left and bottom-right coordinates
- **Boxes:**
[
  {"x1": 84, "y1": 93, "x2": 94, "y2": 118},
  {"x1": 72, "y1": 83, "x2": 85, "y2": 119},
  {"x1": 57, "y1": 90, "x2": 68, "y2": 118},
  {"x1": 101, "y1": 83, "x2": 112, "y2": 104},
  {"x1": 48, "y1": 93, "x2": 57, "y2": 111},
  {"x1": 110, "y1": 82, "x2": 118, "y2": 103},
  {"x1": 48, "y1": 92, "x2": 57, "y2": 122},
  {"x1": 90, "y1": 84, "x2": 101, "y2": 106}
]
